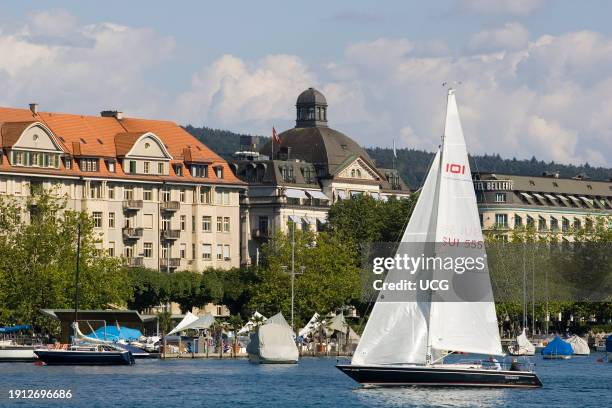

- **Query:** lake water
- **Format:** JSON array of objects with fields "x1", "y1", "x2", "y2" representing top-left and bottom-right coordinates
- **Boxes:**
[{"x1": 0, "y1": 353, "x2": 610, "y2": 407}]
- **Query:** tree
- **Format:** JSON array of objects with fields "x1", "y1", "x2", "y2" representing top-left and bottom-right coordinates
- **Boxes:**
[
  {"x1": 248, "y1": 227, "x2": 361, "y2": 323},
  {"x1": 0, "y1": 189, "x2": 130, "y2": 328}
]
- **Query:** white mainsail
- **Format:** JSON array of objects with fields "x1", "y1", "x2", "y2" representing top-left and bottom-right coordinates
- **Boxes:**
[{"x1": 352, "y1": 89, "x2": 502, "y2": 366}]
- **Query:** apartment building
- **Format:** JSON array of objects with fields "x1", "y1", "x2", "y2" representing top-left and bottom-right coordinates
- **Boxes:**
[{"x1": 0, "y1": 104, "x2": 244, "y2": 273}]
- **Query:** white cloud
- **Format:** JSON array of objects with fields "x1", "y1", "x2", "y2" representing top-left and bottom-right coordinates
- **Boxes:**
[
  {"x1": 468, "y1": 22, "x2": 529, "y2": 52},
  {"x1": 455, "y1": 0, "x2": 547, "y2": 16}
]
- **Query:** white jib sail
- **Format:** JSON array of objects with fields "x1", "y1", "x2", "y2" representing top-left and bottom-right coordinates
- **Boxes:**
[
  {"x1": 517, "y1": 329, "x2": 535, "y2": 354},
  {"x1": 352, "y1": 150, "x2": 441, "y2": 365},
  {"x1": 428, "y1": 89, "x2": 503, "y2": 357}
]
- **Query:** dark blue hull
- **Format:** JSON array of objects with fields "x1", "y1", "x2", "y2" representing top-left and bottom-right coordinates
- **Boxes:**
[
  {"x1": 34, "y1": 349, "x2": 134, "y2": 365},
  {"x1": 337, "y1": 364, "x2": 542, "y2": 388}
]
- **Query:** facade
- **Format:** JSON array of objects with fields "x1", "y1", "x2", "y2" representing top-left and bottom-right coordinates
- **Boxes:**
[
  {"x1": 230, "y1": 88, "x2": 411, "y2": 264},
  {"x1": 474, "y1": 172, "x2": 612, "y2": 239},
  {"x1": 0, "y1": 104, "x2": 244, "y2": 275}
]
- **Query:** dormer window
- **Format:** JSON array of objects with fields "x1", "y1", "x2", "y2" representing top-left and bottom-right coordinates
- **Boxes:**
[
  {"x1": 107, "y1": 160, "x2": 116, "y2": 173},
  {"x1": 215, "y1": 166, "x2": 223, "y2": 179},
  {"x1": 158, "y1": 162, "x2": 165, "y2": 174},
  {"x1": 65, "y1": 158, "x2": 72, "y2": 169},
  {"x1": 191, "y1": 164, "x2": 208, "y2": 178},
  {"x1": 129, "y1": 160, "x2": 136, "y2": 173},
  {"x1": 80, "y1": 158, "x2": 99, "y2": 172},
  {"x1": 173, "y1": 164, "x2": 183, "y2": 176}
]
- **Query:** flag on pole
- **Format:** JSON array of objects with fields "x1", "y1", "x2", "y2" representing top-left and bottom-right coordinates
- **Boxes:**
[
  {"x1": 272, "y1": 126, "x2": 280, "y2": 144},
  {"x1": 393, "y1": 139, "x2": 397, "y2": 158}
]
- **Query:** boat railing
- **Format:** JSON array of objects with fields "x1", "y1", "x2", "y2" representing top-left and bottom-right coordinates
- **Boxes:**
[{"x1": 454, "y1": 358, "x2": 536, "y2": 372}]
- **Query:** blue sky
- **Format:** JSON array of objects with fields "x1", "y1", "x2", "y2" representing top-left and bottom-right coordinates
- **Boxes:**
[{"x1": 1, "y1": 0, "x2": 611, "y2": 166}]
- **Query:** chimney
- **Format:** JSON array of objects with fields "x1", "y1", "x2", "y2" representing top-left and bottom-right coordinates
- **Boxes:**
[
  {"x1": 100, "y1": 110, "x2": 123, "y2": 120},
  {"x1": 29, "y1": 103, "x2": 38, "y2": 115}
]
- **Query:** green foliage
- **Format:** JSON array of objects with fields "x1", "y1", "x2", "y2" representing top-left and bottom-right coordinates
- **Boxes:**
[
  {"x1": 248, "y1": 227, "x2": 361, "y2": 325},
  {"x1": 0, "y1": 189, "x2": 130, "y2": 327}
]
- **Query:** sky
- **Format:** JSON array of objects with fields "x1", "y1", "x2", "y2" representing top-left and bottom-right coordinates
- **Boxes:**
[{"x1": 0, "y1": 0, "x2": 611, "y2": 167}]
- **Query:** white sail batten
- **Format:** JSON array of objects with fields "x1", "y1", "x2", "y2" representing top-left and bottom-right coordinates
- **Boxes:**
[
  {"x1": 428, "y1": 90, "x2": 503, "y2": 356},
  {"x1": 352, "y1": 151, "x2": 441, "y2": 365}
]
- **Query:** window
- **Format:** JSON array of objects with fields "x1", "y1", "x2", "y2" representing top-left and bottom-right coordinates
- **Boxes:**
[
  {"x1": 92, "y1": 212, "x2": 102, "y2": 228},
  {"x1": 174, "y1": 164, "x2": 183, "y2": 176},
  {"x1": 143, "y1": 242, "x2": 153, "y2": 258},
  {"x1": 89, "y1": 183, "x2": 102, "y2": 199},
  {"x1": 202, "y1": 244, "x2": 212, "y2": 260},
  {"x1": 124, "y1": 186, "x2": 134, "y2": 200},
  {"x1": 107, "y1": 161, "x2": 116, "y2": 173},
  {"x1": 80, "y1": 158, "x2": 99, "y2": 172},
  {"x1": 162, "y1": 188, "x2": 171, "y2": 202},
  {"x1": 199, "y1": 187, "x2": 211, "y2": 203},
  {"x1": 514, "y1": 215, "x2": 522, "y2": 228},
  {"x1": 144, "y1": 162, "x2": 150, "y2": 174},
  {"x1": 143, "y1": 188, "x2": 153, "y2": 201},
  {"x1": 202, "y1": 216, "x2": 212, "y2": 232},
  {"x1": 191, "y1": 164, "x2": 208, "y2": 178},
  {"x1": 538, "y1": 217, "x2": 547, "y2": 231},
  {"x1": 108, "y1": 212, "x2": 115, "y2": 228},
  {"x1": 192, "y1": 243, "x2": 196, "y2": 259},
  {"x1": 223, "y1": 244, "x2": 230, "y2": 260},
  {"x1": 223, "y1": 217, "x2": 230, "y2": 232},
  {"x1": 129, "y1": 160, "x2": 136, "y2": 173},
  {"x1": 108, "y1": 185, "x2": 115, "y2": 199},
  {"x1": 217, "y1": 216, "x2": 223, "y2": 232},
  {"x1": 125, "y1": 245, "x2": 134, "y2": 258},
  {"x1": 216, "y1": 244, "x2": 223, "y2": 260},
  {"x1": 192, "y1": 216, "x2": 196, "y2": 232},
  {"x1": 161, "y1": 216, "x2": 170, "y2": 231},
  {"x1": 495, "y1": 193, "x2": 506, "y2": 203},
  {"x1": 65, "y1": 158, "x2": 72, "y2": 169},
  {"x1": 562, "y1": 218, "x2": 570, "y2": 232},
  {"x1": 215, "y1": 166, "x2": 223, "y2": 178},
  {"x1": 161, "y1": 246, "x2": 168, "y2": 259},
  {"x1": 180, "y1": 243, "x2": 186, "y2": 259},
  {"x1": 107, "y1": 242, "x2": 115, "y2": 257},
  {"x1": 180, "y1": 215, "x2": 186, "y2": 231},
  {"x1": 258, "y1": 216, "x2": 269, "y2": 234},
  {"x1": 180, "y1": 189, "x2": 186, "y2": 203},
  {"x1": 494, "y1": 214, "x2": 508, "y2": 228},
  {"x1": 551, "y1": 217, "x2": 559, "y2": 231},
  {"x1": 223, "y1": 191, "x2": 230, "y2": 205},
  {"x1": 158, "y1": 162, "x2": 164, "y2": 174},
  {"x1": 143, "y1": 214, "x2": 154, "y2": 229}
]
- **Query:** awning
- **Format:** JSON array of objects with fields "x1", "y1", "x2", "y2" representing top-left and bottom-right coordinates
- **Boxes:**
[
  {"x1": 567, "y1": 195, "x2": 582, "y2": 205},
  {"x1": 371, "y1": 192, "x2": 381, "y2": 200},
  {"x1": 304, "y1": 216, "x2": 317, "y2": 224},
  {"x1": 317, "y1": 218, "x2": 328, "y2": 225},
  {"x1": 350, "y1": 191, "x2": 363, "y2": 197},
  {"x1": 544, "y1": 194, "x2": 558, "y2": 202},
  {"x1": 520, "y1": 192, "x2": 534, "y2": 202},
  {"x1": 579, "y1": 196, "x2": 593, "y2": 207},
  {"x1": 556, "y1": 195, "x2": 570, "y2": 204},
  {"x1": 288, "y1": 215, "x2": 302, "y2": 223},
  {"x1": 380, "y1": 195, "x2": 389, "y2": 202},
  {"x1": 532, "y1": 193, "x2": 547, "y2": 205},
  {"x1": 337, "y1": 190, "x2": 347, "y2": 200},
  {"x1": 284, "y1": 188, "x2": 308, "y2": 199},
  {"x1": 306, "y1": 190, "x2": 329, "y2": 200}
]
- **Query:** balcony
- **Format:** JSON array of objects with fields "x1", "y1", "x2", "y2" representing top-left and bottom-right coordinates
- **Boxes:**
[
  {"x1": 123, "y1": 227, "x2": 144, "y2": 240},
  {"x1": 160, "y1": 258, "x2": 181, "y2": 269},
  {"x1": 252, "y1": 228, "x2": 270, "y2": 239},
  {"x1": 161, "y1": 201, "x2": 180, "y2": 212},
  {"x1": 126, "y1": 257, "x2": 144, "y2": 267},
  {"x1": 122, "y1": 200, "x2": 143, "y2": 211},
  {"x1": 161, "y1": 229, "x2": 180, "y2": 240}
]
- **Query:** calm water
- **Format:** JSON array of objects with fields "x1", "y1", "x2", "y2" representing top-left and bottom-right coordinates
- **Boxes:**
[{"x1": 0, "y1": 353, "x2": 610, "y2": 407}]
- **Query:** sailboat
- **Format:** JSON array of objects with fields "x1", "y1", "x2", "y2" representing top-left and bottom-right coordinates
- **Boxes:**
[
  {"x1": 246, "y1": 312, "x2": 299, "y2": 364},
  {"x1": 337, "y1": 89, "x2": 542, "y2": 388}
]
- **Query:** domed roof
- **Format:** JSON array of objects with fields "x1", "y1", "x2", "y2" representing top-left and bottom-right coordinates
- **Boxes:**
[
  {"x1": 296, "y1": 87, "x2": 327, "y2": 106},
  {"x1": 260, "y1": 126, "x2": 375, "y2": 175}
]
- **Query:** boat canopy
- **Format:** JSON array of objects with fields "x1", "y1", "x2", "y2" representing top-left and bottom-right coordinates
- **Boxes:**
[
  {"x1": 566, "y1": 335, "x2": 590, "y2": 355},
  {"x1": 87, "y1": 326, "x2": 143, "y2": 341},
  {"x1": 237, "y1": 311, "x2": 267, "y2": 335},
  {"x1": 250, "y1": 312, "x2": 298, "y2": 363},
  {"x1": 541, "y1": 336, "x2": 573, "y2": 356},
  {"x1": 0, "y1": 325, "x2": 31, "y2": 333}
]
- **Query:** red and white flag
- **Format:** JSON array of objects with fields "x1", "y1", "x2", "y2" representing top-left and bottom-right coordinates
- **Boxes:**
[{"x1": 272, "y1": 126, "x2": 280, "y2": 144}]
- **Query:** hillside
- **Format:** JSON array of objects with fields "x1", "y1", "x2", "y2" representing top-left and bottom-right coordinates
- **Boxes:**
[{"x1": 184, "y1": 125, "x2": 611, "y2": 189}]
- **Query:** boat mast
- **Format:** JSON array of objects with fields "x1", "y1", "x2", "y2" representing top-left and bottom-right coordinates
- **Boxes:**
[
  {"x1": 425, "y1": 87, "x2": 450, "y2": 365},
  {"x1": 73, "y1": 222, "x2": 82, "y2": 339}
]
